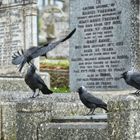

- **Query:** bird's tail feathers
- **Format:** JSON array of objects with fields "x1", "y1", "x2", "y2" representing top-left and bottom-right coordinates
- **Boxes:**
[
  {"x1": 101, "y1": 104, "x2": 108, "y2": 112},
  {"x1": 51, "y1": 28, "x2": 76, "y2": 47},
  {"x1": 19, "y1": 59, "x2": 26, "y2": 72},
  {"x1": 60, "y1": 28, "x2": 76, "y2": 42},
  {"x1": 12, "y1": 50, "x2": 24, "y2": 65},
  {"x1": 41, "y1": 86, "x2": 53, "y2": 95}
]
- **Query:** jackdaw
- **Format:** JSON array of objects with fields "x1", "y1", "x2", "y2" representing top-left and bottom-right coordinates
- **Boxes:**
[
  {"x1": 77, "y1": 86, "x2": 108, "y2": 115},
  {"x1": 120, "y1": 71, "x2": 140, "y2": 95},
  {"x1": 25, "y1": 63, "x2": 53, "y2": 98},
  {"x1": 12, "y1": 28, "x2": 76, "y2": 72}
]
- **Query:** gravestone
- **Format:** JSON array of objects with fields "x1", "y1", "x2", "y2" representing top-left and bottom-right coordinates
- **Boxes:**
[
  {"x1": 70, "y1": 0, "x2": 139, "y2": 91},
  {"x1": 0, "y1": 0, "x2": 37, "y2": 75}
]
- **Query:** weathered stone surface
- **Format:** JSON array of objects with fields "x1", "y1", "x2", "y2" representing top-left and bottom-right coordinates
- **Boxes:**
[
  {"x1": 52, "y1": 114, "x2": 107, "y2": 123},
  {"x1": 108, "y1": 94, "x2": 140, "y2": 140},
  {"x1": 0, "y1": 91, "x2": 135, "y2": 140},
  {"x1": 17, "y1": 111, "x2": 51, "y2": 140},
  {"x1": 15, "y1": 97, "x2": 88, "y2": 140},
  {"x1": 69, "y1": 0, "x2": 139, "y2": 91},
  {"x1": 0, "y1": 0, "x2": 37, "y2": 75},
  {"x1": 0, "y1": 102, "x2": 17, "y2": 140},
  {"x1": 38, "y1": 122, "x2": 108, "y2": 140},
  {"x1": 14, "y1": 92, "x2": 112, "y2": 140},
  {"x1": 51, "y1": 102, "x2": 88, "y2": 118},
  {"x1": 0, "y1": 105, "x2": 1, "y2": 139},
  {"x1": 0, "y1": 72, "x2": 50, "y2": 91}
]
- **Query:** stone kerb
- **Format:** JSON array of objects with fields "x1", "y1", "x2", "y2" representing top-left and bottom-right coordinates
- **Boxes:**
[
  {"x1": 0, "y1": 101, "x2": 17, "y2": 140},
  {"x1": 16, "y1": 99, "x2": 52, "y2": 140},
  {"x1": 38, "y1": 122, "x2": 108, "y2": 140},
  {"x1": 0, "y1": 92, "x2": 30, "y2": 140},
  {"x1": 108, "y1": 94, "x2": 140, "y2": 140},
  {"x1": 15, "y1": 94, "x2": 89, "y2": 140},
  {"x1": 1, "y1": 92, "x2": 138, "y2": 140},
  {"x1": 0, "y1": 72, "x2": 50, "y2": 91}
]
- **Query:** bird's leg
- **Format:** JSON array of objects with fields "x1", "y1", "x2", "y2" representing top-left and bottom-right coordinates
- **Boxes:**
[
  {"x1": 34, "y1": 89, "x2": 40, "y2": 98},
  {"x1": 134, "y1": 90, "x2": 140, "y2": 96},
  {"x1": 91, "y1": 108, "x2": 95, "y2": 115},
  {"x1": 135, "y1": 90, "x2": 139, "y2": 93},
  {"x1": 86, "y1": 109, "x2": 92, "y2": 115},
  {"x1": 30, "y1": 92, "x2": 36, "y2": 98},
  {"x1": 29, "y1": 61, "x2": 34, "y2": 66},
  {"x1": 130, "y1": 90, "x2": 139, "y2": 95}
]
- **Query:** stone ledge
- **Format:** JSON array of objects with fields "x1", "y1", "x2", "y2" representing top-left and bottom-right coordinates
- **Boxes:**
[
  {"x1": 38, "y1": 122, "x2": 108, "y2": 140},
  {"x1": 0, "y1": 72, "x2": 50, "y2": 91},
  {"x1": 52, "y1": 114, "x2": 107, "y2": 123},
  {"x1": 108, "y1": 94, "x2": 140, "y2": 112}
]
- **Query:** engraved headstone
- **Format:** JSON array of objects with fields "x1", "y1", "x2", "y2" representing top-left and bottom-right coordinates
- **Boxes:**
[
  {"x1": 70, "y1": 0, "x2": 139, "y2": 91},
  {"x1": 0, "y1": 0, "x2": 37, "y2": 75}
]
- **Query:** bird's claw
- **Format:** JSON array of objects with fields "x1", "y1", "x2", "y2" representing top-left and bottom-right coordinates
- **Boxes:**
[
  {"x1": 29, "y1": 96, "x2": 36, "y2": 99},
  {"x1": 29, "y1": 93, "x2": 40, "y2": 99},
  {"x1": 35, "y1": 93, "x2": 40, "y2": 97},
  {"x1": 134, "y1": 92, "x2": 140, "y2": 96},
  {"x1": 130, "y1": 90, "x2": 140, "y2": 96}
]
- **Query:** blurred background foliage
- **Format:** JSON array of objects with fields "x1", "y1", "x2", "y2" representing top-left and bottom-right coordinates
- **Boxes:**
[{"x1": 38, "y1": 0, "x2": 70, "y2": 93}]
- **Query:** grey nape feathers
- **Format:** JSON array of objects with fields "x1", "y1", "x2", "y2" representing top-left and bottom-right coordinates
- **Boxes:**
[{"x1": 120, "y1": 71, "x2": 140, "y2": 95}]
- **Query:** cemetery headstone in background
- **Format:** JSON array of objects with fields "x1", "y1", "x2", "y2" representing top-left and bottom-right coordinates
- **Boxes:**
[
  {"x1": 0, "y1": 0, "x2": 37, "y2": 75},
  {"x1": 70, "y1": 0, "x2": 139, "y2": 91}
]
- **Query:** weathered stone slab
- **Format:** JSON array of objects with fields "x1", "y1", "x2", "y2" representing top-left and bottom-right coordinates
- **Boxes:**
[
  {"x1": 108, "y1": 94, "x2": 140, "y2": 140},
  {"x1": 0, "y1": 0, "x2": 37, "y2": 75},
  {"x1": 38, "y1": 122, "x2": 108, "y2": 140},
  {"x1": 0, "y1": 72, "x2": 50, "y2": 91},
  {"x1": 15, "y1": 94, "x2": 87, "y2": 140},
  {"x1": 0, "y1": 102, "x2": 17, "y2": 140},
  {"x1": 16, "y1": 111, "x2": 51, "y2": 140},
  {"x1": 0, "y1": 105, "x2": 1, "y2": 139},
  {"x1": 52, "y1": 114, "x2": 107, "y2": 123},
  {"x1": 70, "y1": 0, "x2": 139, "y2": 91},
  {"x1": 0, "y1": 91, "x2": 134, "y2": 140}
]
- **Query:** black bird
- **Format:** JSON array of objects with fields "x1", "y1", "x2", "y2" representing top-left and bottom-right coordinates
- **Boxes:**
[
  {"x1": 77, "y1": 86, "x2": 108, "y2": 115},
  {"x1": 25, "y1": 63, "x2": 53, "y2": 98},
  {"x1": 12, "y1": 28, "x2": 76, "y2": 72},
  {"x1": 120, "y1": 71, "x2": 140, "y2": 95}
]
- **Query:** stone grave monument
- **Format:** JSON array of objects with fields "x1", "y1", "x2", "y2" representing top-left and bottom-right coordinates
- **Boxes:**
[
  {"x1": 69, "y1": 0, "x2": 140, "y2": 91},
  {"x1": 0, "y1": 0, "x2": 38, "y2": 75},
  {"x1": 0, "y1": 0, "x2": 50, "y2": 90}
]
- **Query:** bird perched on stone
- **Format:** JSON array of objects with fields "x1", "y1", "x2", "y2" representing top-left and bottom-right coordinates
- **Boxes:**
[
  {"x1": 25, "y1": 63, "x2": 53, "y2": 98},
  {"x1": 77, "y1": 86, "x2": 108, "y2": 115},
  {"x1": 120, "y1": 70, "x2": 140, "y2": 95},
  {"x1": 12, "y1": 28, "x2": 76, "y2": 72}
]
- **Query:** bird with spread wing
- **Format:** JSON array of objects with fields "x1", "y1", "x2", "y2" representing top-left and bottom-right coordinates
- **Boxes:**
[{"x1": 12, "y1": 28, "x2": 76, "y2": 72}]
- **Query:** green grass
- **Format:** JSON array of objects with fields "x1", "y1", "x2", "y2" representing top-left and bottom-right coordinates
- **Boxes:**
[
  {"x1": 51, "y1": 86, "x2": 70, "y2": 93},
  {"x1": 40, "y1": 58, "x2": 70, "y2": 92},
  {"x1": 40, "y1": 59, "x2": 69, "y2": 69}
]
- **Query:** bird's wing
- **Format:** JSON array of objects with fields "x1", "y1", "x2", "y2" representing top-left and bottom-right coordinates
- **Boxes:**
[
  {"x1": 25, "y1": 47, "x2": 39, "y2": 56},
  {"x1": 13, "y1": 28, "x2": 76, "y2": 71},
  {"x1": 16, "y1": 47, "x2": 39, "y2": 72},
  {"x1": 83, "y1": 92, "x2": 106, "y2": 105},
  {"x1": 12, "y1": 47, "x2": 38, "y2": 65},
  {"x1": 130, "y1": 72, "x2": 140, "y2": 87},
  {"x1": 30, "y1": 28, "x2": 76, "y2": 59},
  {"x1": 34, "y1": 73, "x2": 46, "y2": 86},
  {"x1": 12, "y1": 50, "x2": 24, "y2": 65}
]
